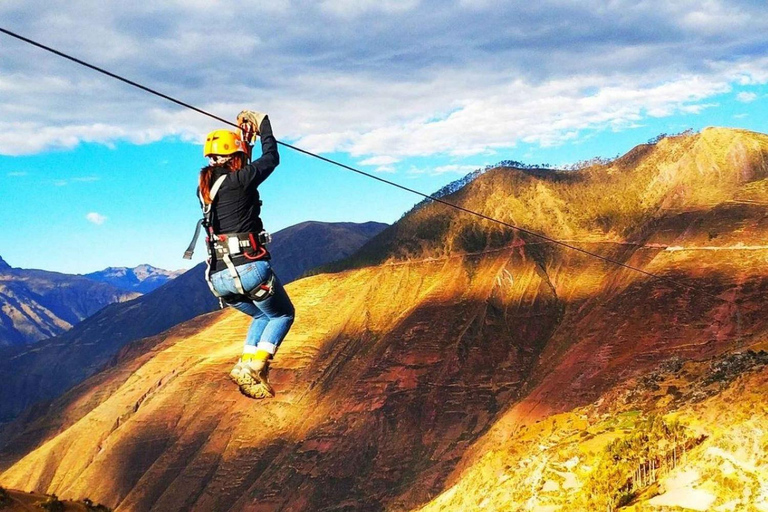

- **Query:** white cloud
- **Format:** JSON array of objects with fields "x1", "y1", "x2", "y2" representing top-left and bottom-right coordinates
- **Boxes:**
[
  {"x1": 433, "y1": 164, "x2": 483, "y2": 175},
  {"x1": 295, "y1": 70, "x2": 740, "y2": 158},
  {"x1": 6, "y1": 171, "x2": 27, "y2": 177},
  {"x1": 46, "y1": 175, "x2": 100, "y2": 186},
  {"x1": 736, "y1": 91, "x2": 758, "y2": 103},
  {"x1": 408, "y1": 164, "x2": 483, "y2": 176},
  {"x1": 319, "y1": 0, "x2": 419, "y2": 17},
  {"x1": 359, "y1": 155, "x2": 400, "y2": 166},
  {"x1": 0, "y1": 0, "x2": 767, "y2": 160},
  {"x1": 85, "y1": 212, "x2": 107, "y2": 225}
]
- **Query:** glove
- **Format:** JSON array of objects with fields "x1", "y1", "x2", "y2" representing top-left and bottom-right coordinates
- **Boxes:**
[{"x1": 237, "y1": 110, "x2": 267, "y2": 142}]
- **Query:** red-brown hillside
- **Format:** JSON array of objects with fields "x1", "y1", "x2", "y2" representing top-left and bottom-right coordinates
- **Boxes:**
[{"x1": 2, "y1": 127, "x2": 767, "y2": 511}]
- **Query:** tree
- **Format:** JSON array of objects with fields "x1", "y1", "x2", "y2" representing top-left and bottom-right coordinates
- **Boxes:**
[
  {"x1": 0, "y1": 487, "x2": 11, "y2": 509},
  {"x1": 38, "y1": 494, "x2": 64, "y2": 512}
]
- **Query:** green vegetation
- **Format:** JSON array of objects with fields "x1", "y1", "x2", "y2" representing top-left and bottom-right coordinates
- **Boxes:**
[
  {"x1": 38, "y1": 494, "x2": 64, "y2": 512},
  {"x1": 577, "y1": 414, "x2": 703, "y2": 511},
  {"x1": 83, "y1": 498, "x2": 112, "y2": 511},
  {"x1": 647, "y1": 128, "x2": 695, "y2": 145},
  {"x1": 0, "y1": 487, "x2": 10, "y2": 509}
]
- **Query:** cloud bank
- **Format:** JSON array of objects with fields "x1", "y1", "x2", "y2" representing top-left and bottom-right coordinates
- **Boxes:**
[{"x1": 0, "y1": 0, "x2": 766, "y2": 161}]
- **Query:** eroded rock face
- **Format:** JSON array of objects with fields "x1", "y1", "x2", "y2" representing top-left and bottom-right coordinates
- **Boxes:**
[
  {"x1": 2, "y1": 128, "x2": 768, "y2": 511},
  {"x1": 417, "y1": 351, "x2": 768, "y2": 512}
]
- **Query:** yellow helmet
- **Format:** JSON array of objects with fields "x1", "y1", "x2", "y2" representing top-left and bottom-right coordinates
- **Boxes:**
[{"x1": 203, "y1": 129, "x2": 246, "y2": 157}]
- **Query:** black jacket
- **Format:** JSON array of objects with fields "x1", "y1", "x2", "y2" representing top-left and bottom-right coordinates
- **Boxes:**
[{"x1": 203, "y1": 116, "x2": 279, "y2": 272}]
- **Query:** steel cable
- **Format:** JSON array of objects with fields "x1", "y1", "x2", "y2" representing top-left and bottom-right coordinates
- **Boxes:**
[{"x1": 0, "y1": 26, "x2": 744, "y2": 306}]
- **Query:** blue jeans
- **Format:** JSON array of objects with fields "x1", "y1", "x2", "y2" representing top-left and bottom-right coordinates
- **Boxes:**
[{"x1": 210, "y1": 260, "x2": 295, "y2": 356}]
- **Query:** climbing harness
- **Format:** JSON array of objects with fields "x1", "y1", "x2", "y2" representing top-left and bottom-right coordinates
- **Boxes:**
[
  {"x1": 249, "y1": 272, "x2": 275, "y2": 301},
  {"x1": 183, "y1": 173, "x2": 272, "y2": 303},
  {"x1": 221, "y1": 271, "x2": 276, "y2": 304},
  {"x1": 184, "y1": 125, "x2": 272, "y2": 303},
  {"x1": 183, "y1": 175, "x2": 227, "y2": 261}
]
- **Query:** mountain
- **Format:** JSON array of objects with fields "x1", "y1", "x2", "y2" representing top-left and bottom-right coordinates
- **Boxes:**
[
  {"x1": 84, "y1": 264, "x2": 185, "y2": 294},
  {"x1": 0, "y1": 260, "x2": 139, "y2": 348},
  {"x1": 0, "y1": 221, "x2": 387, "y2": 423},
  {"x1": 2, "y1": 128, "x2": 767, "y2": 511},
  {"x1": 0, "y1": 263, "x2": 219, "y2": 423},
  {"x1": 269, "y1": 221, "x2": 388, "y2": 282}
]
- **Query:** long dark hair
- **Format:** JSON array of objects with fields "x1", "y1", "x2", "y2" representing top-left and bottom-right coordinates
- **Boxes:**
[
  {"x1": 198, "y1": 165, "x2": 217, "y2": 205},
  {"x1": 198, "y1": 155, "x2": 243, "y2": 204}
]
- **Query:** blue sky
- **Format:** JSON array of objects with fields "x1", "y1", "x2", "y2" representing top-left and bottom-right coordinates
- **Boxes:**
[{"x1": 1, "y1": 1, "x2": 768, "y2": 274}]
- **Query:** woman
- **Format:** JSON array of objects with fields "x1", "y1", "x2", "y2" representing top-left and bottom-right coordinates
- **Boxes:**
[{"x1": 198, "y1": 110, "x2": 294, "y2": 399}]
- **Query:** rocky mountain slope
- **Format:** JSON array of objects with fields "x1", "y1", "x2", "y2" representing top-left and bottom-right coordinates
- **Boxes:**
[
  {"x1": 0, "y1": 257, "x2": 139, "y2": 348},
  {"x1": 1, "y1": 128, "x2": 767, "y2": 511},
  {"x1": 0, "y1": 221, "x2": 387, "y2": 423},
  {"x1": 84, "y1": 264, "x2": 185, "y2": 294}
]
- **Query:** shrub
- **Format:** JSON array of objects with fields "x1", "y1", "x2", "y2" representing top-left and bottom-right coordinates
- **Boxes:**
[
  {"x1": 0, "y1": 487, "x2": 11, "y2": 509},
  {"x1": 38, "y1": 494, "x2": 64, "y2": 512},
  {"x1": 456, "y1": 223, "x2": 488, "y2": 253},
  {"x1": 83, "y1": 498, "x2": 112, "y2": 512},
  {"x1": 576, "y1": 415, "x2": 697, "y2": 511}
]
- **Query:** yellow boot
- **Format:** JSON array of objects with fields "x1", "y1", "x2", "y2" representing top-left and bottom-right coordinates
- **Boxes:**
[{"x1": 230, "y1": 350, "x2": 275, "y2": 399}]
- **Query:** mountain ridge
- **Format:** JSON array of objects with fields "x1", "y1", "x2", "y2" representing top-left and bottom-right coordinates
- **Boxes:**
[
  {"x1": 84, "y1": 264, "x2": 185, "y2": 294},
  {"x1": 268, "y1": 220, "x2": 388, "y2": 282},
  {"x1": 0, "y1": 263, "x2": 139, "y2": 348},
  {"x1": 335, "y1": 126, "x2": 767, "y2": 271}
]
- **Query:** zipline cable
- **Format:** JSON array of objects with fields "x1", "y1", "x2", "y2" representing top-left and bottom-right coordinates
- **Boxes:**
[{"x1": 0, "y1": 26, "x2": 738, "y2": 301}]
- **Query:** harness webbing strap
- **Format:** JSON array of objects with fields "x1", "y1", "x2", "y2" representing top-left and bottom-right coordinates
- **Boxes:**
[
  {"x1": 204, "y1": 257, "x2": 218, "y2": 296},
  {"x1": 183, "y1": 219, "x2": 204, "y2": 260},
  {"x1": 185, "y1": 175, "x2": 228, "y2": 260},
  {"x1": 200, "y1": 174, "x2": 230, "y2": 298},
  {"x1": 207, "y1": 175, "x2": 227, "y2": 211},
  {"x1": 184, "y1": 173, "x2": 263, "y2": 301},
  {"x1": 222, "y1": 252, "x2": 246, "y2": 295}
]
